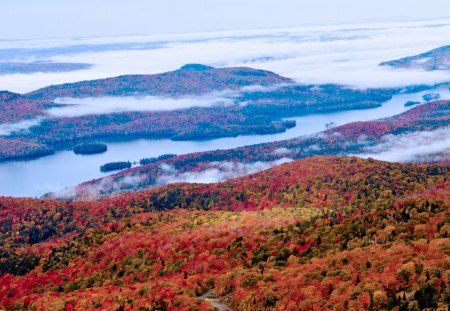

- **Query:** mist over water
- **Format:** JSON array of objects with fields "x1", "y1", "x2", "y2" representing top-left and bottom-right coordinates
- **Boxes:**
[
  {"x1": 356, "y1": 127, "x2": 450, "y2": 162},
  {"x1": 50, "y1": 93, "x2": 237, "y2": 117}
]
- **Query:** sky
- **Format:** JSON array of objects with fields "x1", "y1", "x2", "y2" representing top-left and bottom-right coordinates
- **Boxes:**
[{"x1": 1, "y1": 0, "x2": 450, "y2": 40}]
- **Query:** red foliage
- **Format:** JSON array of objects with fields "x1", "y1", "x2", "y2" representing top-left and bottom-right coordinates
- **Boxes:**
[{"x1": 0, "y1": 156, "x2": 449, "y2": 309}]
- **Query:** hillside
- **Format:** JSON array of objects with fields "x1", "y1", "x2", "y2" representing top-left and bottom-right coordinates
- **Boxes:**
[
  {"x1": 0, "y1": 91, "x2": 57, "y2": 124},
  {"x1": 380, "y1": 45, "x2": 450, "y2": 71},
  {"x1": 74, "y1": 99, "x2": 450, "y2": 198},
  {"x1": 25, "y1": 65, "x2": 291, "y2": 99},
  {"x1": 1, "y1": 156, "x2": 449, "y2": 310}
]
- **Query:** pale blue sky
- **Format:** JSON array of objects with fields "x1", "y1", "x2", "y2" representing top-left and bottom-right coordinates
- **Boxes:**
[{"x1": 1, "y1": 0, "x2": 449, "y2": 39}]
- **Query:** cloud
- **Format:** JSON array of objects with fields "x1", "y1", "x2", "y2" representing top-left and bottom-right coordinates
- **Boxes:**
[
  {"x1": 355, "y1": 127, "x2": 450, "y2": 162},
  {"x1": 272, "y1": 147, "x2": 291, "y2": 155},
  {"x1": 54, "y1": 174, "x2": 146, "y2": 199},
  {"x1": 48, "y1": 91, "x2": 238, "y2": 117},
  {"x1": 51, "y1": 186, "x2": 77, "y2": 200},
  {"x1": 156, "y1": 158, "x2": 293, "y2": 185},
  {"x1": 0, "y1": 117, "x2": 43, "y2": 136},
  {"x1": 2, "y1": 19, "x2": 450, "y2": 92},
  {"x1": 240, "y1": 83, "x2": 291, "y2": 93}
]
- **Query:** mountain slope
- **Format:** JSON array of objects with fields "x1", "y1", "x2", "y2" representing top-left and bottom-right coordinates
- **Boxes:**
[
  {"x1": 380, "y1": 45, "x2": 450, "y2": 70},
  {"x1": 1, "y1": 156, "x2": 449, "y2": 310},
  {"x1": 25, "y1": 65, "x2": 292, "y2": 99},
  {"x1": 0, "y1": 91, "x2": 56, "y2": 124}
]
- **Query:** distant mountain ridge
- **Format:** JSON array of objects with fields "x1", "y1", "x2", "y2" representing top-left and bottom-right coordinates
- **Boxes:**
[
  {"x1": 25, "y1": 64, "x2": 292, "y2": 99},
  {"x1": 380, "y1": 45, "x2": 450, "y2": 70}
]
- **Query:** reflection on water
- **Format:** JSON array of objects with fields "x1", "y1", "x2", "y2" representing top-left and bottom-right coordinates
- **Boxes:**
[{"x1": 1, "y1": 87, "x2": 449, "y2": 197}]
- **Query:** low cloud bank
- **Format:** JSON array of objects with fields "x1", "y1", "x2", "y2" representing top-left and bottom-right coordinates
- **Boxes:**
[
  {"x1": 156, "y1": 158, "x2": 293, "y2": 185},
  {"x1": 355, "y1": 127, "x2": 450, "y2": 162},
  {"x1": 54, "y1": 174, "x2": 146, "y2": 199},
  {"x1": 3, "y1": 19, "x2": 450, "y2": 92},
  {"x1": 0, "y1": 117, "x2": 43, "y2": 136},
  {"x1": 272, "y1": 147, "x2": 291, "y2": 155},
  {"x1": 49, "y1": 92, "x2": 237, "y2": 117},
  {"x1": 47, "y1": 84, "x2": 291, "y2": 117}
]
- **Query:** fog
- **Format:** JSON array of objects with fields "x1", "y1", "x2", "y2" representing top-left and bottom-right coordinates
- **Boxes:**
[
  {"x1": 356, "y1": 127, "x2": 450, "y2": 162},
  {"x1": 49, "y1": 92, "x2": 237, "y2": 117},
  {"x1": 2, "y1": 19, "x2": 450, "y2": 92},
  {"x1": 0, "y1": 117, "x2": 43, "y2": 136},
  {"x1": 156, "y1": 158, "x2": 293, "y2": 185},
  {"x1": 55, "y1": 174, "x2": 146, "y2": 199}
]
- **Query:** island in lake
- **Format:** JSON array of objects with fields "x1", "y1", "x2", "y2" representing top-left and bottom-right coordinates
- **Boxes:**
[
  {"x1": 73, "y1": 143, "x2": 108, "y2": 155},
  {"x1": 100, "y1": 161, "x2": 132, "y2": 172}
]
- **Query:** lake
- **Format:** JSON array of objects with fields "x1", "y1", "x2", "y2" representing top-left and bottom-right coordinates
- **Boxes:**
[{"x1": 1, "y1": 87, "x2": 449, "y2": 197}]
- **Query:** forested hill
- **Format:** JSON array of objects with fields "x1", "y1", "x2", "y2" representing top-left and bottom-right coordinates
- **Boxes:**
[
  {"x1": 1, "y1": 156, "x2": 450, "y2": 310},
  {"x1": 24, "y1": 65, "x2": 292, "y2": 99},
  {"x1": 380, "y1": 45, "x2": 450, "y2": 71}
]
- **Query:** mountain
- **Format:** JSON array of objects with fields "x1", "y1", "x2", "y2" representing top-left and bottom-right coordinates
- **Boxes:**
[
  {"x1": 73, "y1": 99, "x2": 450, "y2": 198},
  {"x1": 25, "y1": 65, "x2": 292, "y2": 99},
  {"x1": 1, "y1": 156, "x2": 449, "y2": 310},
  {"x1": 0, "y1": 65, "x2": 395, "y2": 162},
  {"x1": 380, "y1": 45, "x2": 450, "y2": 70}
]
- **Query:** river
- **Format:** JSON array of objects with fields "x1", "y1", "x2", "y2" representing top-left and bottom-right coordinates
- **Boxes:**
[{"x1": 1, "y1": 87, "x2": 448, "y2": 197}]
